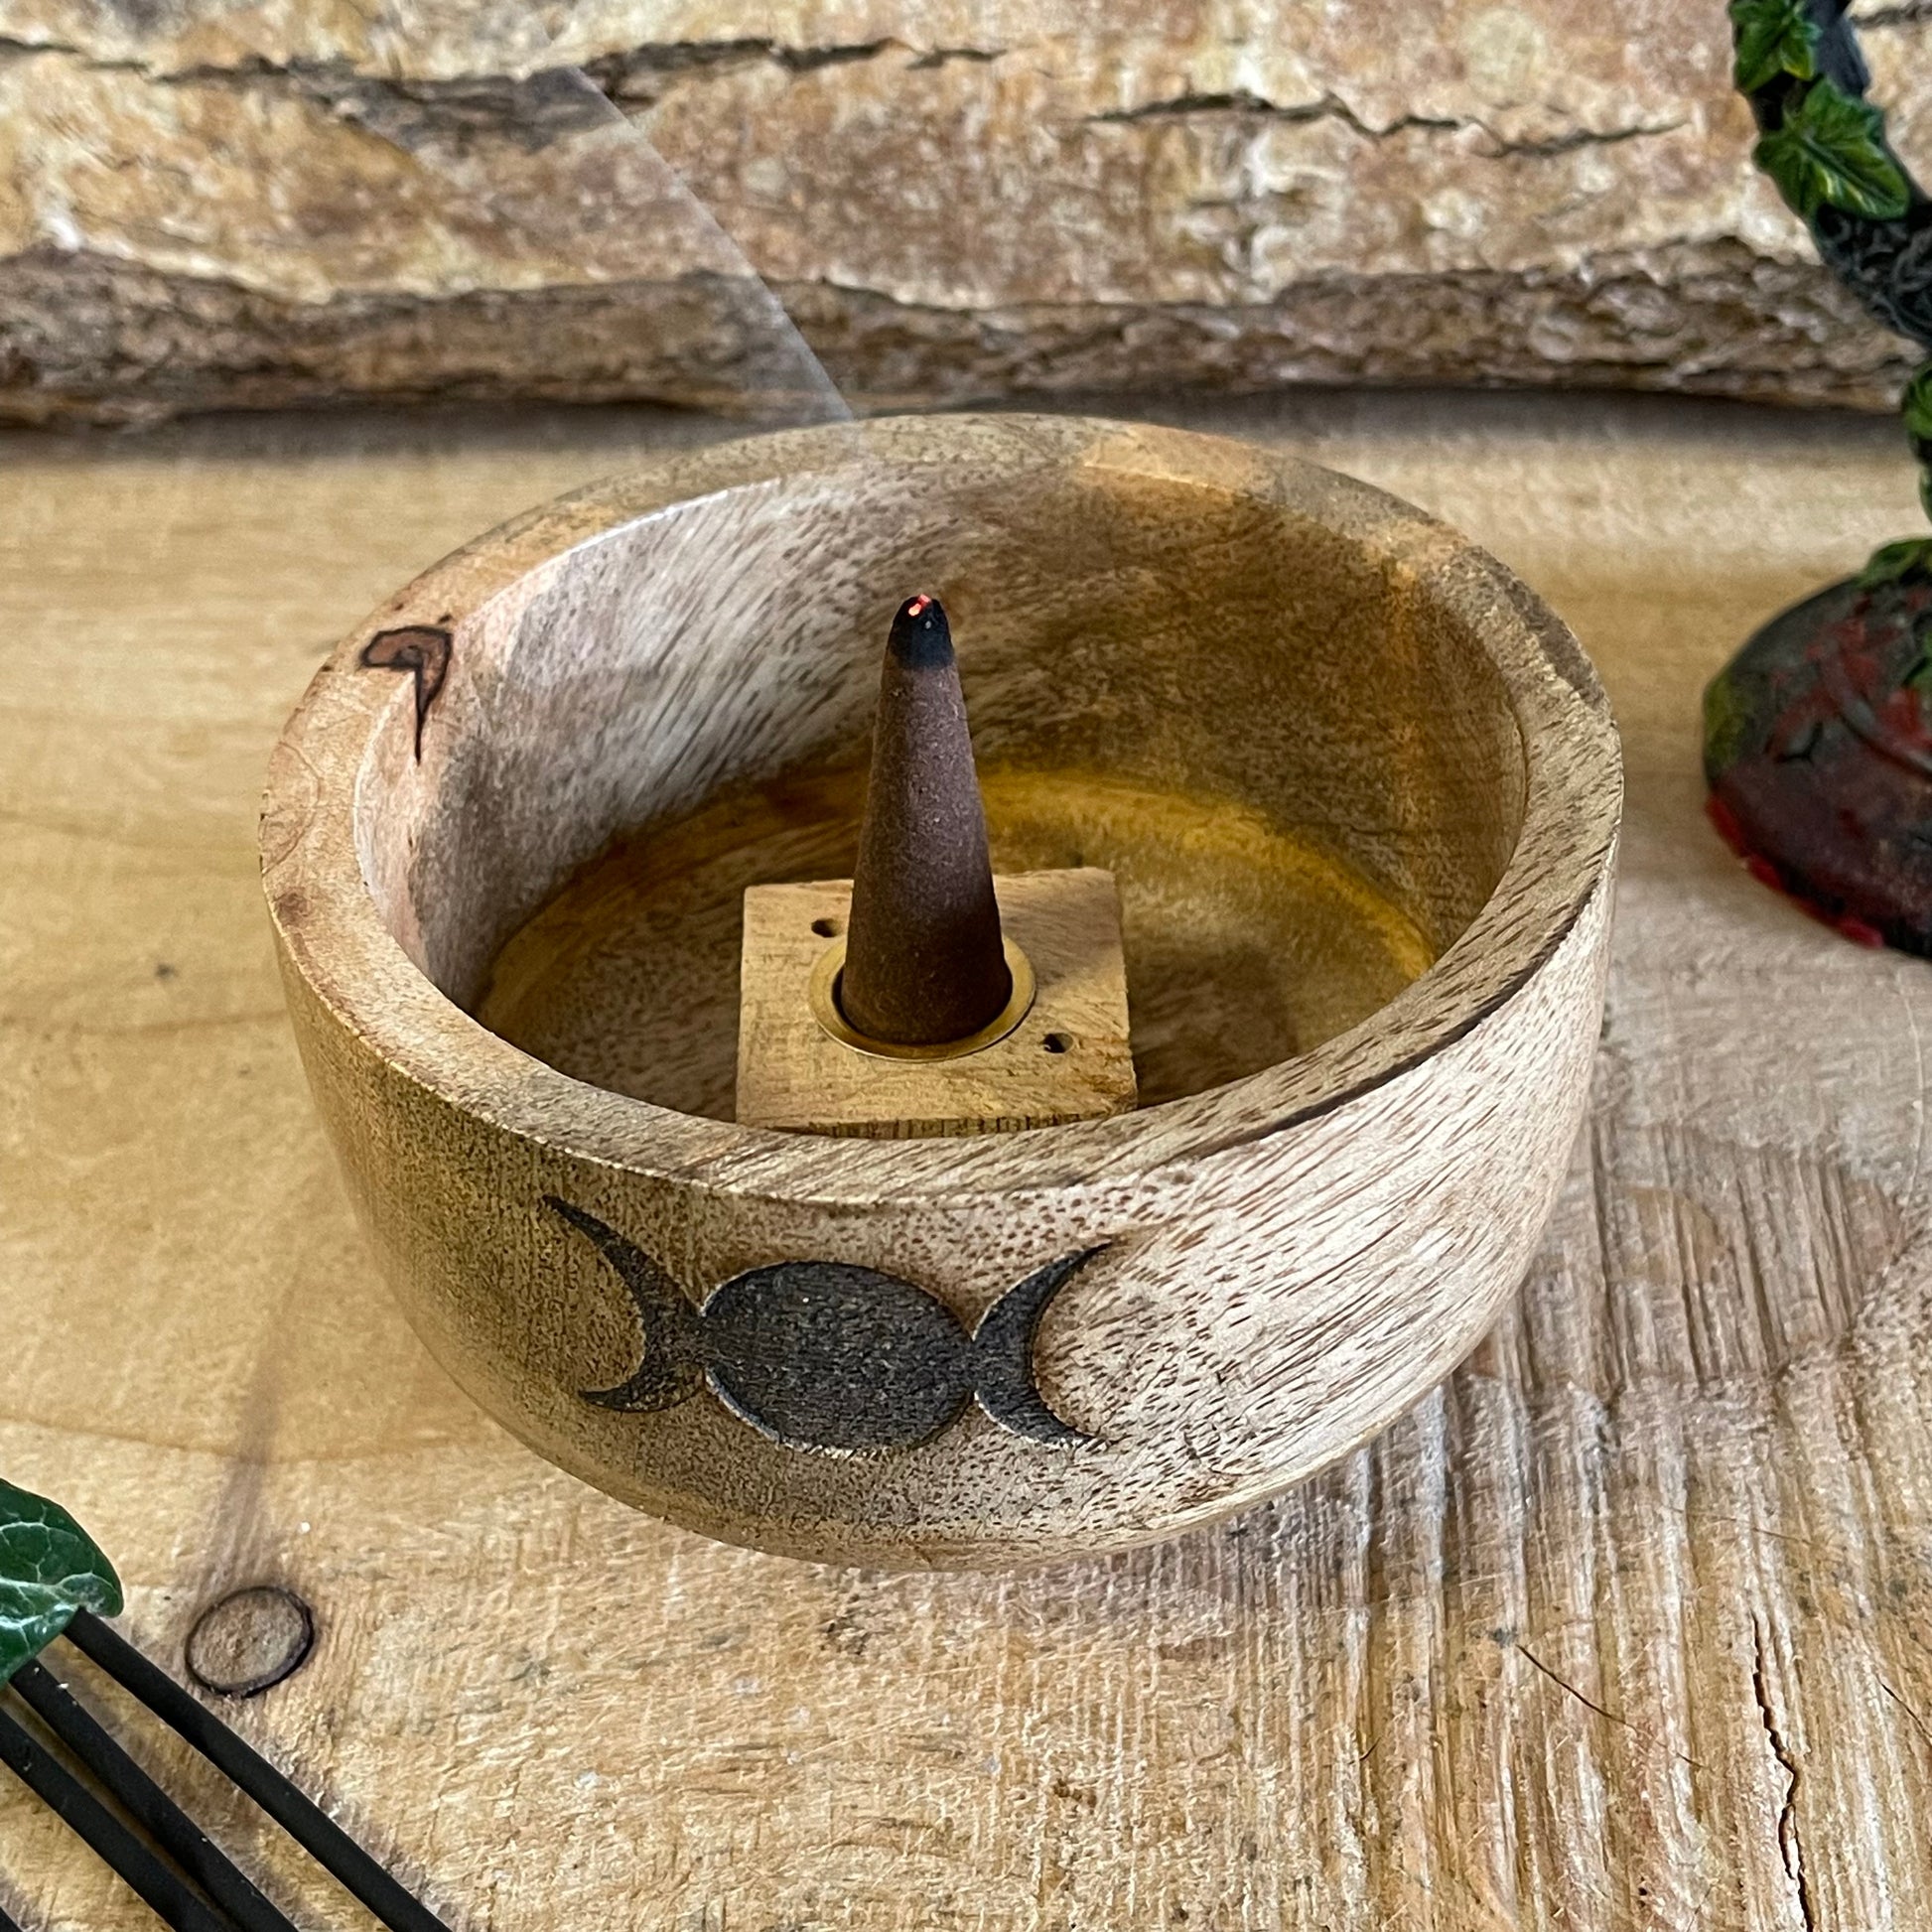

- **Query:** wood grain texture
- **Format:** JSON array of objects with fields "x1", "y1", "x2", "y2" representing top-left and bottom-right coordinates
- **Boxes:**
[
  {"x1": 262, "y1": 412, "x2": 1618, "y2": 1565},
  {"x1": 736, "y1": 871, "x2": 1138, "y2": 1137},
  {"x1": 3, "y1": 390, "x2": 1930, "y2": 1925}
]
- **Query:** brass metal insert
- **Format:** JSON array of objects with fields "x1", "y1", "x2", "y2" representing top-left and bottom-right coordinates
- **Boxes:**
[{"x1": 807, "y1": 935, "x2": 1035, "y2": 1061}]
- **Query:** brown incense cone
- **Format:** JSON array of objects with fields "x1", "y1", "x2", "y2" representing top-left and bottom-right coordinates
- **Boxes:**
[{"x1": 840, "y1": 594, "x2": 1012, "y2": 1046}]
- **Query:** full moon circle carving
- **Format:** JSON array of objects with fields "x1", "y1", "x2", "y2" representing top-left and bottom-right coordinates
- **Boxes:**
[{"x1": 546, "y1": 1197, "x2": 1105, "y2": 1453}]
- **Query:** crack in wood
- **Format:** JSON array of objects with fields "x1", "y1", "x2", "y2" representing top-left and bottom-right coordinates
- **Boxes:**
[
  {"x1": 1084, "y1": 86, "x2": 1685, "y2": 159},
  {"x1": 1752, "y1": 1619, "x2": 1819, "y2": 1932},
  {"x1": 1087, "y1": 90, "x2": 1465, "y2": 134}
]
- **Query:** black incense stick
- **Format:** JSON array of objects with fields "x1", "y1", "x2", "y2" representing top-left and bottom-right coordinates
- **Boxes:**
[
  {"x1": 61, "y1": 1611, "x2": 450, "y2": 1932},
  {"x1": 9, "y1": 1660, "x2": 297, "y2": 1932},
  {"x1": 0, "y1": 1700, "x2": 232, "y2": 1932}
]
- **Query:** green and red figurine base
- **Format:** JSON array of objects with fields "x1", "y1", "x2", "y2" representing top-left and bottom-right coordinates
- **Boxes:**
[{"x1": 1706, "y1": 573, "x2": 1932, "y2": 952}]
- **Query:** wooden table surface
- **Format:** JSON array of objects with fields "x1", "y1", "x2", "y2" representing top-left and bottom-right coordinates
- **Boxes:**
[{"x1": 6, "y1": 391, "x2": 1932, "y2": 1931}]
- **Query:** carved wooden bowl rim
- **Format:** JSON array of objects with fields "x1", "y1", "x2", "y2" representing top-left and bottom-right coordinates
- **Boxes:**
[{"x1": 262, "y1": 413, "x2": 1621, "y2": 1203}]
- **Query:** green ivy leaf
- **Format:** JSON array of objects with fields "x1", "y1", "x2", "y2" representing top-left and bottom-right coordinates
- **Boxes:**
[
  {"x1": 1730, "y1": 0, "x2": 1820, "y2": 92},
  {"x1": 0, "y1": 1480, "x2": 122, "y2": 1684},
  {"x1": 1859, "y1": 536, "x2": 1932, "y2": 587},
  {"x1": 1903, "y1": 363, "x2": 1932, "y2": 446},
  {"x1": 1754, "y1": 77, "x2": 1911, "y2": 221}
]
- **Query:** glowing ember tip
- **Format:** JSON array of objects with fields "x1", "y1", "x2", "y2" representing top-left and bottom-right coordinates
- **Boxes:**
[{"x1": 887, "y1": 594, "x2": 953, "y2": 670}]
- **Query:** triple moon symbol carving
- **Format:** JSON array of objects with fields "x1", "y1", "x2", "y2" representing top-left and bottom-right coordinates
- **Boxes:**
[
  {"x1": 545, "y1": 1197, "x2": 1104, "y2": 1454},
  {"x1": 358, "y1": 623, "x2": 452, "y2": 760}
]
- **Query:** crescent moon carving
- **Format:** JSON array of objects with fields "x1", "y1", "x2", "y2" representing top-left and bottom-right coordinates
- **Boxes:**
[
  {"x1": 548, "y1": 1197, "x2": 705, "y2": 1414},
  {"x1": 971, "y1": 1248, "x2": 1105, "y2": 1446}
]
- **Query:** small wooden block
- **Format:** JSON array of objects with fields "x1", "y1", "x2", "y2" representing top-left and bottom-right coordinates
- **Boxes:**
[{"x1": 736, "y1": 868, "x2": 1138, "y2": 1137}]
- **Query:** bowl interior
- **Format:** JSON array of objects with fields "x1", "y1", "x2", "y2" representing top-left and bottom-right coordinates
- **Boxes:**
[{"x1": 353, "y1": 426, "x2": 1528, "y2": 1119}]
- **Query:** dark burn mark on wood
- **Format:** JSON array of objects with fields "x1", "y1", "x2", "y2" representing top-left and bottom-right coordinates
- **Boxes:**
[
  {"x1": 358, "y1": 624, "x2": 452, "y2": 759},
  {"x1": 545, "y1": 1195, "x2": 1104, "y2": 1452},
  {"x1": 185, "y1": 1586, "x2": 316, "y2": 1699}
]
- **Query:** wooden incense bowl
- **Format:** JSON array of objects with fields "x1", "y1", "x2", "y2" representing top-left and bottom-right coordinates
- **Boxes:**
[{"x1": 263, "y1": 414, "x2": 1620, "y2": 1568}]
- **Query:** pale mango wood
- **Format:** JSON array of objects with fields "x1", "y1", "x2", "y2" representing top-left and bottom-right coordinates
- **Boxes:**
[
  {"x1": 261, "y1": 412, "x2": 1619, "y2": 1568},
  {"x1": 4, "y1": 393, "x2": 1930, "y2": 1929},
  {"x1": 736, "y1": 870, "x2": 1138, "y2": 1137}
]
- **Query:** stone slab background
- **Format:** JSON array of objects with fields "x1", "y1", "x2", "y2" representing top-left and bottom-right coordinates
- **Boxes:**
[{"x1": 2, "y1": 0, "x2": 1929, "y2": 425}]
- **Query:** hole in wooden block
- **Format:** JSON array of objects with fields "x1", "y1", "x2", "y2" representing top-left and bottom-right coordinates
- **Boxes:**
[
  {"x1": 811, "y1": 916, "x2": 840, "y2": 938},
  {"x1": 1042, "y1": 1033, "x2": 1072, "y2": 1054}
]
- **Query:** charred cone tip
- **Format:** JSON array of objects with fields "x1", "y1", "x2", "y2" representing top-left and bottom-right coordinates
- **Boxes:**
[{"x1": 888, "y1": 593, "x2": 954, "y2": 670}]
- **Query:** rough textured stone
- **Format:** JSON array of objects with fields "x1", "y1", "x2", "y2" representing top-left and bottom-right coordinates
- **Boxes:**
[{"x1": 1, "y1": 0, "x2": 1927, "y2": 424}]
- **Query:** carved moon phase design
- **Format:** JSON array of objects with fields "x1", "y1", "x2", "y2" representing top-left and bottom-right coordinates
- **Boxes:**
[
  {"x1": 545, "y1": 1197, "x2": 1104, "y2": 1453},
  {"x1": 358, "y1": 624, "x2": 452, "y2": 760}
]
